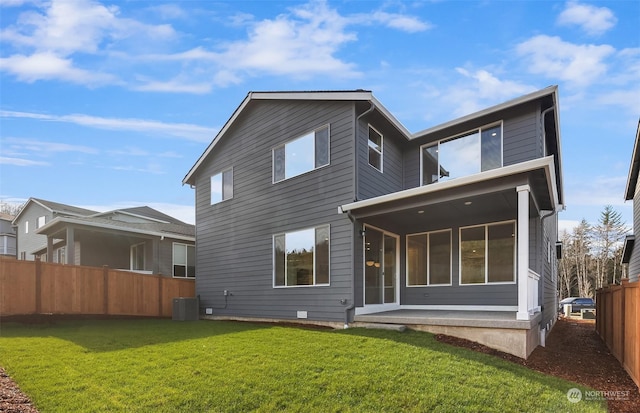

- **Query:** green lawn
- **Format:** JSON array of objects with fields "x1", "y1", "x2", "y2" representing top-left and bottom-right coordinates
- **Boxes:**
[{"x1": 0, "y1": 319, "x2": 605, "y2": 412}]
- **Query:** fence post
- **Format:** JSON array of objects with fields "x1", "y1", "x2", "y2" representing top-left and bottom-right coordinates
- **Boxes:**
[
  {"x1": 621, "y1": 279, "x2": 628, "y2": 365},
  {"x1": 103, "y1": 265, "x2": 109, "y2": 315},
  {"x1": 35, "y1": 257, "x2": 42, "y2": 314}
]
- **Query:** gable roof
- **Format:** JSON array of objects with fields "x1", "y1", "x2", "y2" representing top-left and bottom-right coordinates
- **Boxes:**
[
  {"x1": 92, "y1": 206, "x2": 189, "y2": 225},
  {"x1": 182, "y1": 90, "x2": 410, "y2": 186},
  {"x1": 12, "y1": 197, "x2": 98, "y2": 225},
  {"x1": 625, "y1": 119, "x2": 640, "y2": 201}
]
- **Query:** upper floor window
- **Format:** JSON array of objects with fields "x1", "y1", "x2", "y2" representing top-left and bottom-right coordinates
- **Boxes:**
[
  {"x1": 273, "y1": 225, "x2": 330, "y2": 287},
  {"x1": 368, "y1": 125, "x2": 383, "y2": 172},
  {"x1": 37, "y1": 216, "x2": 46, "y2": 228},
  {"x1": 25, "y1": 221, "x2": 29, "y2": 234},
  {"x1": 173, "y1": 243, "x2": 195, "y2": 278},
  {"x1": 273, "y1": 125, "x2": 330, "y2": 183},
  {"x1": 211, "y1": 168, "x2": 233, "y2": 204},
  {"x1": 422, "y1": 123, "x2": 502, "y2": 185},
  {"x1": 460, "y1": 221, "x2": 515, "y2": 285}
]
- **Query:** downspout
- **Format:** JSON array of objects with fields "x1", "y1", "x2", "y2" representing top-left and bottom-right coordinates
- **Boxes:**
[
  {"x1": 342, "y1": 101, "x2": 376, "y2": 329},
  {"x1": 540, "y1": 106, "x2": 554, "y2": 157}
]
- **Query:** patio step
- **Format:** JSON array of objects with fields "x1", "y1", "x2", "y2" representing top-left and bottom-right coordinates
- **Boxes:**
[{"x1": 355, "y1": 322, "x2": 407, "y2": 332}]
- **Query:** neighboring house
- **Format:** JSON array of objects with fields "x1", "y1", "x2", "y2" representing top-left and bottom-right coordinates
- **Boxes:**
[
  {"x1": 0, "y1": 213, "x2": 17, "y2": 258},
  {"x1": 183, "y1": 86, "x2": 564, "y2": 358},
  {"x1": 622, "y1": 120, "x2": 640, "y2": 282},
  {"x1": 12, "y1": 198, "x2": 195, "y2": 278}
]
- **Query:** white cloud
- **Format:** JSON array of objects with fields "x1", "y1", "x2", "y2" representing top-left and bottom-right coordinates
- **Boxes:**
[
  {"x1": 557, "y1": 1, "x2": 617, "y2": 36},
  {"x1": 0, "y1": 156, "x2": 49, "y2": 166},
  {"x1": 0, "y1": 52, "x2": 117, "y2": 84},
  {"x1": 444, "y1": 68, "x2": 534, "y2": 117},
  {"x1": 133, "y1": 78, "x2": 213, "y2": 94},
  {"x1": 516, "y1": 35, "x2": 615, "y2": 87},
  {"x1": 4, "y1": 137, "x2": 98, "y2": 154},
  {"x1": 0, "y1": 110, "x2": 216, "y2": 142},
  {"x1": 369, "y1": 11, "x2": 432, "y2": 33}
]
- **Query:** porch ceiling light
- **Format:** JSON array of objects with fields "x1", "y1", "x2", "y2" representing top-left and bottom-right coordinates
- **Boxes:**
[
  {"x1": 366, "y1": 260, "x2": 375, "y2": 267},
  {"x1": 417, "y1": 210, "x2": 424, "y2": 214},
  {"x1": 464, "y1": 201, "x2": 472, "y2": 206}
]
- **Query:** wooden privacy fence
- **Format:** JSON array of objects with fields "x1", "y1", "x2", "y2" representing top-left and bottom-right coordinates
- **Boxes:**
[
  {"x1": 596, "y1": 279, "x2": 640, "y2": 390},
  {"x1": 0, "y1": 257, "x2": 195, "y2": 317}
]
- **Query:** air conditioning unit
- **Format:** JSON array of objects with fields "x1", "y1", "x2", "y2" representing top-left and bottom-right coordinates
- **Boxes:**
[{"x1": 172, "y1": 297, "x2": 199, "y2": 321}]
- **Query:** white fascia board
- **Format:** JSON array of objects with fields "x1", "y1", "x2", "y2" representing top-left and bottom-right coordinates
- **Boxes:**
[
  {"x1": 91, "y1": 210, "x2": 170, "y2": 224},
  {"x1": 11, "y1": 198, "x2": 49, "y2": 225},
  {"x1": 625, "y1": 120, "x2": 640, "y2": 200},
  {"x1": 411, "y1": 86, "x2": 558, "y2": 139},
  {"x1": 341, "y1": 156, "x2": 558, "y2": 213},
  {"x1": 35, "y1": 217, "x2": 195, "y2": 242}
]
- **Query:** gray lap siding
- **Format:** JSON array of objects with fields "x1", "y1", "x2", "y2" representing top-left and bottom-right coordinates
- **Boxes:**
[{"x1": 194, "y1": 100, "x2": 356, "y2": 322}]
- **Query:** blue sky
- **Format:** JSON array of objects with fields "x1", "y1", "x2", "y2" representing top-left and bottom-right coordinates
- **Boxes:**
[{"x1": 0, "y1": 0, "x2": 638, "y2": 231}]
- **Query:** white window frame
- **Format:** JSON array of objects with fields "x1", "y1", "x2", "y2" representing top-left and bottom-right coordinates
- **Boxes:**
[
  {"x1": 211, "y1": 168, "x2": 233, "y2": 205},
  {"x1": 272, "y1": 124, "x2": 331, "y2": 183},
  {"x1": 273, "y1": 224, "x2": 331, "y2": 288},
  {"x1": 25, "y1": 221, "x2": 29, "y2": 234},
  {"x1": 130, "y1": 242, "x2": 145, "y2": 271},
  {"x1": 420, "y1": 121, "x2": 503, "y2": 186},
  {"x1": 367, "y1": 125, "x2": 383, "y2": 172},
  {"x1": 459, "y1": 220, "x2": 516, "y2": 286},
  {"x1": 172, "y1": 242, "x2": 195, "y2": 278},
  {"x1": 37, "y1": 216, "x2": 46, "y2": 229},
  {"x1": 406, "y1": 229, "x2": 453, "y2": 287}
]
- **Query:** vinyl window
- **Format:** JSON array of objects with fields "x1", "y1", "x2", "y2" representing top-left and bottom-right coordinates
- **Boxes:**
[
  {"x1": 211, "y1": 168, "x2": 233, "y2": 204},
  {"x1": 368, "y1": 125, "x2": 383, "y2": 171},
  {"x1": 407, "y1": 230, "x2": 452, "y2": 286},
  {"x1": 460, "y1": 221, "x2": 515, "y2": 285},
  {"x1": 274, "y1": 225, "x2": 330, "y2": 287},
  {"x1": 173, "y1": 243, "x2": 195, "y2": 278},
  {"x1": 273, "y1": 125, "x2": 330, "y2": 182}
]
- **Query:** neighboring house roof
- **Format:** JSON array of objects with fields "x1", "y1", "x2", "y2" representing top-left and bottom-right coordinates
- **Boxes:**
[
  {"x1": 625, "y1": 119, "x2": 640, "y2": 201},
  {"x1": 0, "y1": 213, "x2": 15, "y2": 222},
  {"x1": 12, "y1": 197, "x2": 98, "y2": 225},
  {"x1": 35, "y1": 215, "x2": 195, "y2": 242},
  {"x1": 93, "y1": 206, "x2": 189, "y2": 225},
  {"x1": 183, "y1": 87, "x2": 563, "y2": 206}
]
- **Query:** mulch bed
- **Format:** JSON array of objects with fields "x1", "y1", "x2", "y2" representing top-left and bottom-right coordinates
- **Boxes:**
[
  {"x1": 436, "y1": 317, "x2": 640, "y2": 412},
  {"x1": 1, "y1": 317, "x2": 638, "y2": 412}
]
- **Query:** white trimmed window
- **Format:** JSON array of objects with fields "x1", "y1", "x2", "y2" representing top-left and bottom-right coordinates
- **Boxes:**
[
  {"x1": 368, "y1": 125, "x2": 383, "y2": 171},
  {"x1": 37, "y1": 216, "x2": 46, "y2": 228},
  {"x1": 173, "y1": 243, "x2": 195, "y2": 278},
  {"x1": 422, "y1": 123, "x2": 502, "y2": 185},
  {"x1": 460, "y1": 221, "x2": 516, "y2": 285},
  {"x1": 130, "y1": 243, "x2": 145, "y2": 271},
  {"x1": 273, "y1": 125, "x2": 330, "y2": 182},
  {"x1": 211, "y1": 168, "x2": 233, "y2": 204},
  {"x1": 25, "y1": 221, "x2": 29, "y2": 234},
  {"x1": 274, "y1": 225, "x2": 330, "y2": 287},
  {"x1": 407, "y1": 230, "x2": 452, "y2": 286}
]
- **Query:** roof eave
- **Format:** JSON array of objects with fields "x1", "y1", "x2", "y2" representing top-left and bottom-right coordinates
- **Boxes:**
[
  {"x1": 624, "y1": 120, "x2": 640, "y2": 201},
  {"x1": 340, "y1": 156, "x2": 559, "y2": 214}
]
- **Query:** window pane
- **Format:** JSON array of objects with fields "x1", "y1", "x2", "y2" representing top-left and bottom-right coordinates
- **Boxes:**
[
  {"x1": 286, "y1": 228, "x2": 314, "y2": 286},
  {"x1": 429, "y1": 231, "x2": 451, "y2": 285},
  {"x1": 461, "y1": 227, "x2": 485, "y2": 284},
  {"x1": 173, "y1": 244, "x2": 186, "y2": 266},
  {"x1": 488, "y1": 223, "x2": 515, "y2": 282},
  {"x1": 187, "y1": 245, "x2": 196, "y2": 277},
  {"x1": 315, "y1": 226, "x2": 329, "y2": 284},
  {"x1": 211, "y1": 174, "x2": 222, "y2": 204},
  {"x1": 285, "y1": 133, "x2": 314, "y2": 179},
  {"x1": 222, "y1": 169, "x2": 233, "y2": 200},
  {"x1": 407, "y1": 235, "x2": 427, "y2": 286},
  {"x1": 422, "y1": 145, "x2": 439, "y2": 185},
  {"x1": 174, "y1": 265, "x2": 186, "y2": 277},
  {"x1": 368, "y1": 126, "x2": 382, "y2": 171},
  {"x1": 439, "y1": 132, "x2": 480, "y2": 181},
  {"x1": 315, "y1": 127, "x2": 329, "y2": 168},
  {"x1": 274, "y1": 235, "x2": 285, "y2": 286},
  {"x1": 481, "y1": 126, "x2": 502, "y2": 171},
  {"x1": 274, "y1": 146, "x2": 286, "y2": 182}
]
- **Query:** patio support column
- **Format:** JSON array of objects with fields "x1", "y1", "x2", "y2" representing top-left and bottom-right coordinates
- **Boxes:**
[
  {"x1": 46, "y1": 235, "x2": 54, "y2": 262},
  {"x1": 516, "y1": 185, "x2": 530, "y2": 321},
  {"x1": 65, "y1": 226, "x2": 75, "y2": 265}
]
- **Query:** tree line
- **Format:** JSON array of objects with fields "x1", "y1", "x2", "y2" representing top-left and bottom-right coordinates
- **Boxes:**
[{"x1": 558, "y1": 205, "x2": 629, "y2": 299}]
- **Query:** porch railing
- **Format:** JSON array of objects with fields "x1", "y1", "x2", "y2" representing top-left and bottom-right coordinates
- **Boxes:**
[{"x1": 528, "y1": 269, "x2": 541, "y2": 314}]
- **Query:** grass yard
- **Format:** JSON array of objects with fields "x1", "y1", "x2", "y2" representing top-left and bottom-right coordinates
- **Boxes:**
[{"x1": 0, "y1": 319, "x2": 605, "y2": 413}]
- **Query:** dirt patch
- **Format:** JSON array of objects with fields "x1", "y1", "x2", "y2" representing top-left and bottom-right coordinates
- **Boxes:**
[
  {"x1": 436, "y1": 318, "x2": 640, "y2": 412},
  {"x1": 0, "y1": 367, "x2": 38, "y2": 413}
]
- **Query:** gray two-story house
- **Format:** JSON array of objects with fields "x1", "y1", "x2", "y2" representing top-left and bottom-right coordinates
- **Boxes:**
[
  {"x1": 622, "y1": 120, "x2": 640, "y2": 281},
  {"x1": 184, "y1": 86, "x2": 564, "y2": 358}
]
